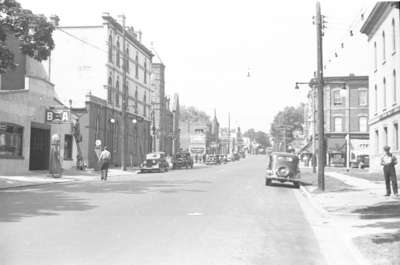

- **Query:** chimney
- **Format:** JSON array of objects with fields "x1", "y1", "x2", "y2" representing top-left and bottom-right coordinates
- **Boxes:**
[
  {"x1": 127, "y1": 26, "x2": 137, "y2": 39},
  {"x1": 137, "y1": 30, "x2": 142, "y2": 42},
  {"x1": 49, "y1": 15, "x2": 60, "y2": 27}
]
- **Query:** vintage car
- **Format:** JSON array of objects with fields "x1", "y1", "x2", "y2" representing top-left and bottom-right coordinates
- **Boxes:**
[
  {"x1": 350, "y1": 154, "x2": 370, "y2": 169},
  {"x1": 140, "y1": 152, "x2": 169, "y2": 173},
  {"x1": 172, "y1": 152, "x2": 194, "y2": 169},
  {"x1": 205, "y1": 155, "x2": 221, "y2": 165},
  {"x1": 266, "y1": 152, "x2": 301, "y2": 188}
]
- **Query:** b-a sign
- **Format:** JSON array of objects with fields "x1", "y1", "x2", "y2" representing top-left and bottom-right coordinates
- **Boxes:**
[{"x1": 45, "y1": 109, "x2": 71, "y2": 123}]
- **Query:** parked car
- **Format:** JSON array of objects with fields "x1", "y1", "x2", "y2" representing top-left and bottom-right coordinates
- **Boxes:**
[
  {"x1": 172, "y1": 152, "x2": 194, "y2": 169},
  {"x1": 205, "y1": 155, "x2": 221, "y2": 165},
  {"x1": 140, "y1": 152, "x2": 169, "y2": 173},
  {"x1": 233, "y1": 152, "x2": 241, "y2": 161},
  {"x1": 266, "y1": 152, "x2": 301, "y2": 188},
  {"x1": 350, "y1": 155, "x2": 370, "y2": 169}
]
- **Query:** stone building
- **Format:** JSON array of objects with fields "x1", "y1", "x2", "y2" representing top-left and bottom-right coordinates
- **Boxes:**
[
  {"x1": 304, "y1": 75, "x2": 369, "y2": 167},
  {"x1": 48, "y1": 14, "x2": 153, "y2": 168},
  {"x1": 0, "y1": 36, "x2": 77, "y2": 174},
  {"x1": 150, "y1": 52, "x2": 180, "y2": 155},
  {"x1": 361, "y1": 2, "x2": 400, "y2": 172}
]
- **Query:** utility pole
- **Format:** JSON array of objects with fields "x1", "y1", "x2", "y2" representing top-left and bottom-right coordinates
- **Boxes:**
[
  {"x1": 316, "y1": 1, "x2": 325, "y2": 191},
  {"x1": 312, "y1": 86, "x2": 317, "y2": 173},
  {"x1": 120, "y1": 14, "x2": 127, "y2": 171}
]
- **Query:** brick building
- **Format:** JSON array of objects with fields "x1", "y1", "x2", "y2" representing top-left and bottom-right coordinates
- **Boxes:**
[
  {"x1": 304, "y1": 75, "x2": 369, "y2": 167},
  {"x1": 361, "y1": 2, "x2": 400, "y2": 172},
  {"x1": 49, "y1": 14, "x2": 153, "y2": 168}
]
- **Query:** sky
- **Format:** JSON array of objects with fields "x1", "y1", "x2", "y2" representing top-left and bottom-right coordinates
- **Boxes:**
[{"x1": 19, "y1": 0, "x2": 374, "y2": 132}]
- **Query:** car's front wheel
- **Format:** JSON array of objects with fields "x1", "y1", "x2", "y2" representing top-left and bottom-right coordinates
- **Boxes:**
[{"x1": 265, "y1": 178, "x2": 272, "y2": 186}]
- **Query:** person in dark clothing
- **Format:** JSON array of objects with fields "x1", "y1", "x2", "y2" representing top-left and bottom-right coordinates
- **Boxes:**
[{"x1": 381, "y1": 146, "x2": 398, "y2": 197}]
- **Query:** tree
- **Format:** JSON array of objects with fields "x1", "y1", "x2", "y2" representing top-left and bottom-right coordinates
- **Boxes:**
[
  {"x1": 0, "y1": 0, "x2": 55, "y2": 73},
  {"x1": 179, "y1": 105, "x2": 211, "y2": 123},
  {"x1": 244, "y1": 128, "x2": 270, "y2": 147},
  {"x1": 254, "y1": 131, "x2": 270, "y2": 147},
  {"x1": 270, "y1": 104, "x2": 305, "y2": 146}
]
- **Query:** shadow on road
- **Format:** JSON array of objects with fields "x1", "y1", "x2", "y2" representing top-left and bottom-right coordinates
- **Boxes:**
[
  {"x1": 0, "y1": 179, "x2": 211, "y2": 223},
  {"x1": 267, "y1": 182, "x2": 298, "y2": 189}
]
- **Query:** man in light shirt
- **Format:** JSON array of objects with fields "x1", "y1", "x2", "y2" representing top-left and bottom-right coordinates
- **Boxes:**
[
  {"x1": 99, "y1": 146, "x2": 111, "y2": 181},
  {"x1": 381, "y1": 146, "x2": 398, "y2": 197}
]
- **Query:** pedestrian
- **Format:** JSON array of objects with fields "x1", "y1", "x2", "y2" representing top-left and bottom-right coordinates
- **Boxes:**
[
  {"x1": 99, "y1": 146, "x2": 111, "y2": 181},
  {"x1": 381, "y1": 146, "x2": 398, "y2": 197}
]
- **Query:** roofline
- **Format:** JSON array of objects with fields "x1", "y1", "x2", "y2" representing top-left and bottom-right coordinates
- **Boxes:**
[
  {"x1": 102, "y1": 15, "x2": 154, "y2": 58},
  {"x1": 360, "y1": 2, "x2": 398, "y2": 36}
]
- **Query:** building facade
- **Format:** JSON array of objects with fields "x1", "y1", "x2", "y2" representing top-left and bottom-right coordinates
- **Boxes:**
[
  {"x1": 0, "y1": 36, "x2": 77, "y2": 174},
  {"x1": 49, "y1": 14, "x2": 153, "y2": 168},
  {"x1": 304, "y1": 75, "x2": 369, "y2": 167},
  {"x1": 361, "y1": 2, "x2": 400, "y2": 172},
  {"x1": 150, "y1": 59, "x2": 180, "y2": 155}
]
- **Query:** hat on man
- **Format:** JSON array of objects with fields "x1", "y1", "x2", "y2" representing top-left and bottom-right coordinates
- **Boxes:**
[{"x1": 383, "y1": 145, "x2": 390, "y2": 151}]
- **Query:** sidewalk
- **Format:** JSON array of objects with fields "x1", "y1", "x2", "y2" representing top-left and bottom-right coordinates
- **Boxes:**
[
  {"x1": 0, "y1": 167, "x2": 140, "y2": 190},
  {"x1": 301, "y1": 168, "x2": 400, "y2": 265}
]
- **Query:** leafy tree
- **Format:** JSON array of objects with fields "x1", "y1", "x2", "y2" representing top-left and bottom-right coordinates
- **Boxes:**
[
  {"x1": 0, "y1": 0, "x2": 55, "y2": 73},
  {"x1": 244, "y1": 128, "x2": 271, "y2": 147},
  {"x1": 180, "y1": 105, "x2": 211, "y2": 123},
  {"x1": 254, "y1": 131, "x2": 270, "y2": 147},
  {"x1": 270, "y1": 104, "x2": 305, "y2": 146}
]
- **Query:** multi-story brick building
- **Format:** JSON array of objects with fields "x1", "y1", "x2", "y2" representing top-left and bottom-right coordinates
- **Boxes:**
[
  {"x1": 150, "y1": 55, "x2": 180, "y2": 155},
  {"x1": 304, "y1": 75, "x2": 369, "y2": 167},
  {"x1": 361, "y1": 2, "x2": 400, "y2": 172},
  {"x1": 49, "y1": 14, "x2": 153, "y2": 168}
]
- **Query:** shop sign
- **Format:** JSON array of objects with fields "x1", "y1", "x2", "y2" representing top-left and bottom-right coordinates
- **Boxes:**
[{"x1": 45, "y1": 109, "x2": 71, "y2": 123}]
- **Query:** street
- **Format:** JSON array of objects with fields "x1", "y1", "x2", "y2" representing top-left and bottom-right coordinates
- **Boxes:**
[{"x1": 0, "y1": 156, "x2": 331, "y2": 265}]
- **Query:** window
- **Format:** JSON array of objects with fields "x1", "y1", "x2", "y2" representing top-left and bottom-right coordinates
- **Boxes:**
[
  {"x1": 135, "y1": 52, "x2": 139, "y2": 79},
  {"x1": 384, "y1": 126, "x2": 388, "y2": 146},
  {"x1": 116, "y1": 38, "x2": 120, "y2": 67},
  {"x1": 382, "y1": 31, "x2": 386, "y2": 62},
  {"x1": 393, "y1": 70, "x2": 397, "y2": 105},
  {"x1": 395, "y1": 123, "x2": 399, "y2": 150},
  {"x1": 333, "y1": 90, "x2": 342, "y2": 105},
  {"x1": 126, "y1": 48, "x2": 129, "y2": 73},
  {"x1": 383, "y1": 77, "x2": 387, "y2": 109},
  {"x1": 115, "y1": 79, "x2": 120, "y2": 107},
  {"x1": 107, "y1": 75, "x2": 112, "y2": 105},
  {"x1": 359, "y1": 117, "x2": 368, "y2": 132},
  {"x1": 108, "y1": 35, "x2": 113, "y2": 63},
  {"x1": 374, "y1": 84, "x2": 378, "y2": 113},
  {"x1": 143, "y1": 92, "x2": 147, "y2": 116},
  {"x1": 374, "y1": 41, "x2": 377, "y2": 70},
  {"x1": 392, "y1": 18, "x2": 396, "y2": 53},
  {"x1": 134, "y1": 88, "x2": 138, "y2": 113},
  {"x1": 375, "y1": 130, "x2": 379, "y2": 153},
  {"x1": 359, "y1": 90, "x2": 367, "y2": 106},
  {"x1": 334, "y1": 117, "x2": 343, "y2": 132},
  {"x1": 144, "y1": 60, "x2": 147, "y2": 84},
  {"x1": 64, "y1": 134, "x2": 73, "y2": 160},
  {"x1": 0, "y1": 123, "x2": 23, "y2": 157}
]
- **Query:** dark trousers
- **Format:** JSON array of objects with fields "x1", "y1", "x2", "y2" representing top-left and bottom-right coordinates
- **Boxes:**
[
  {"x1": 100, "y1": 162, "x2": 109, "y2": 180},
  {"x1": 383, "y1": 165, "x2": 398, "y2": 195}
]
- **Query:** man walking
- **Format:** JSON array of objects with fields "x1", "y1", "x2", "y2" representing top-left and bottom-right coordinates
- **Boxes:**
[
  {"x1": 381, "y1": 146, "x2": 398, "y2": 197},
  {"x1": 99, "y1": 146, "x2": 111, "y2": 181}
]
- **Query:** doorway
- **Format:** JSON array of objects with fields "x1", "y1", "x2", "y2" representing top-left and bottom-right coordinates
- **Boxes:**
[{"x1": 29, "y1": 127, "x2": 50, "y2": 170}]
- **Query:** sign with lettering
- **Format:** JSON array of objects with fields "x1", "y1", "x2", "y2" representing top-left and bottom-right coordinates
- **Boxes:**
[{"x1": 45, "y1": 109, "x2": 71, "y2": 123}]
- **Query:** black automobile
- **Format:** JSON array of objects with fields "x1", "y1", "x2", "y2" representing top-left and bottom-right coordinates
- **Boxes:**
[
  {"x1": 140, "y1": 152, "x2": 169, "y2": 173},
  {"x1": 205, "y1": 155, "x2": 221, "y2": 165},
  {"x1": 172, "y1": 152, "x2": 194, "y2": 169},
  {"x1": 266, "y1": 152, "x2": 301, "y2": 188}
]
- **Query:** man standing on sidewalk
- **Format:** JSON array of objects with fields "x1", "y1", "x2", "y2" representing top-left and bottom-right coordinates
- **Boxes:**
[
  {"x1": 99, "y1": 146, "x2": 111, "y2": 181},
  {"x1": 381, "y1": 146, "x2": 398, "y2": 197}
]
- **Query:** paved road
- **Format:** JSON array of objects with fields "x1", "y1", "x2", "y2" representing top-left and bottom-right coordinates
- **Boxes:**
[{"x1": 0, "y1": 156, "x2": 327, "y2": 265}]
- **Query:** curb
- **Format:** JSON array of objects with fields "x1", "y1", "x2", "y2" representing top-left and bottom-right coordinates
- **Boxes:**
[{"x1": 298, "y1": 184, "x2": 372, "y2": 265}]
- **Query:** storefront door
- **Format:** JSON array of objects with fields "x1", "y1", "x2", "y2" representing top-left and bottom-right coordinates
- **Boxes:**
[{"x1": 29, "y1": 127, "x2": 50, "y2": 170}]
